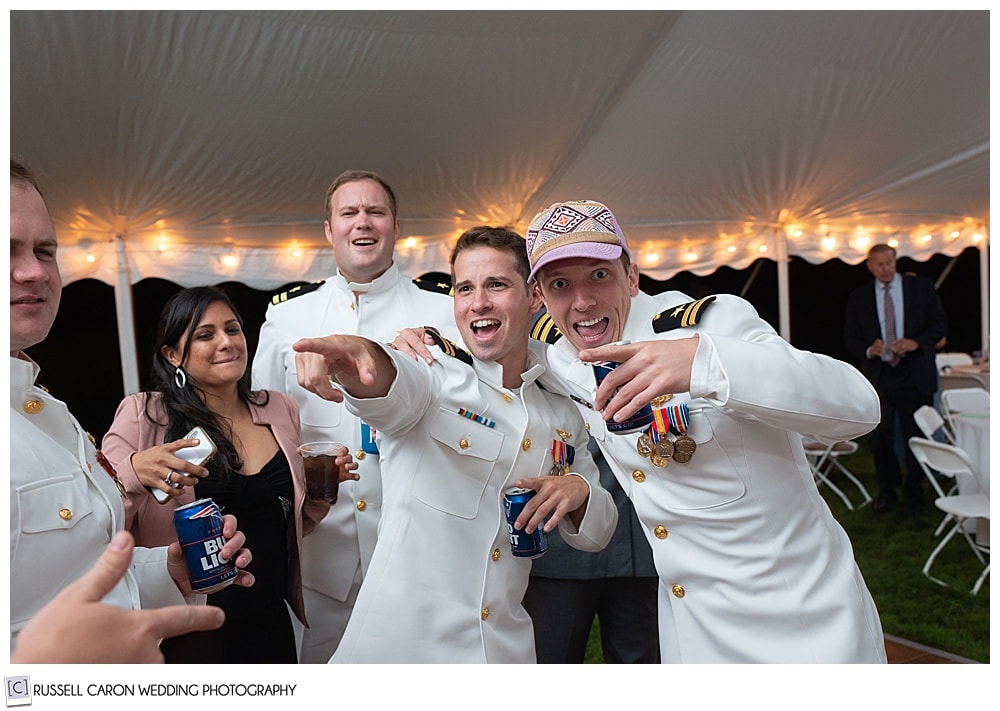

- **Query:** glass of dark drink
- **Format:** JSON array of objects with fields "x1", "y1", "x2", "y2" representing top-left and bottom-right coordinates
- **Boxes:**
[{"x1": 298, "y1": 441, "x2": 344, "y2": 503}]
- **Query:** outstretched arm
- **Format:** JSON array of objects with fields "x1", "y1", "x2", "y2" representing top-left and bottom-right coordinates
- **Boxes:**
[{"x1": 293, "y1": 334, "x2": 397, "y2": 401}]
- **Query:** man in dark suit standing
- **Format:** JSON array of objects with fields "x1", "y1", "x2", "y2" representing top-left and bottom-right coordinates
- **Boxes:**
[{"x1": 844, "y1": 244, "x2": 948, "y2": 514}]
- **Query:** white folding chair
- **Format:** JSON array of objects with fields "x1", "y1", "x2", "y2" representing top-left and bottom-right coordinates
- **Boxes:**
[
  {"x1": 936, "y1": 352, "x2": 974, "y2": 371},
  {"x1": 909, "y1": 437, "x2": 990, "y2": 595},
  {"x1": 803, "y1": 438, "x2": 872, "y2": 510},
  {"x1": 939, "y1": 372, "x2": 990, "y2": 391},
  {"x1": 940, "y1": 387, "x2": 990, "y2": 431},
  {"x1": 912, "y1": 405, "x2": 959, "y2": 516},
  {"x1": 913, "y1": 404, "x2": 955, "y2": 445}
]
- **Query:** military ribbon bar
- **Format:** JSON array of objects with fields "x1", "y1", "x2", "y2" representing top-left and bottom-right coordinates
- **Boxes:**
[
  {"x1": 458, "y1": 407, "x2": 496, "y2": 429},
  {"x1": 651, "y1": 407, "x2": 670, "y2": 443},
  {"x1": 665, "y1": 403, "x2": 690, "y2": 435}
]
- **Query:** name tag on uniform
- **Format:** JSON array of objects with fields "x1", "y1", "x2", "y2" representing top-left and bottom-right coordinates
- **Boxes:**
[{"x1": 360, "y1": 420, "x2": 379, "y2": 454}]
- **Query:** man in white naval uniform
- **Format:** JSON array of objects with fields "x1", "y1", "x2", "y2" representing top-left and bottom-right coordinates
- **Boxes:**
[
  {"x1": 526, "y1": 200, "x2": 886, "y2": 663},
  {"x1": 10, "y1": 157, "x2": 253, "y2": 656},
  {"x1": 252, "y1": 171, "x2": 459, "y2": 662},
  {"x1": 293, "y1": 227, "x2": 617, "y2": 663}
]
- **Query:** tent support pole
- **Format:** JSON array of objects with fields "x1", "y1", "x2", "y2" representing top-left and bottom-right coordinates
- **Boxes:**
[
  {"x1": 934, "y1": 255, "x2": 959, "y2": 289},
  {"x1": 980, "y1": 228, "x2": 989, "y2": 359},
  {"x1": 739, "y1": 261, "x2": 763, "y2": 298},
  {"x1": 113, "y1": 233, "x2": 141, "y2": 395},
  {"x1": 775, "y1": 229, "x2": 791, "y2": 342}
]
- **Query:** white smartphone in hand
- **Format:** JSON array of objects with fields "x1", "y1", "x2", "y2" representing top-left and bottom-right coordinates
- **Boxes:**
[{"x1": 151, "y1": 426, "x2": 217, "y2": 504}]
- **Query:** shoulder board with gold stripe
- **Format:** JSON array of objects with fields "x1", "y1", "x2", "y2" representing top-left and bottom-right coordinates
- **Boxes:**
[
  {"x1": 530, "y1": 312, "x2": 563, "y2": 344},
  {"x1": 652, "y1": 296, "x2": 717, "y2": 333},
  {"x1": 424, "y1": 326, "x2": 472, "y2": 365},
  {"x1": 413, "y1": 278, "x2": 454, "y2": 296},
  {"x1": 271, "y1": 281, "x2": 325, "y2": 306}
]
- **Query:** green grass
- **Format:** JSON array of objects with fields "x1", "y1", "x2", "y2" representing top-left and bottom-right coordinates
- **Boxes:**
[
  {"x1": 585, "y1": 438, "x2": 989, "y2": 663},
  {"x1": 817, "y1": 440, "x2": 989, "y2": 662}
]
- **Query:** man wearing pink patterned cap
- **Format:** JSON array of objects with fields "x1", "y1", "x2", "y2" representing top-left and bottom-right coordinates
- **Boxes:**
[{"x1": 525, "y1": 199, "x2": 886, "y2": 663}]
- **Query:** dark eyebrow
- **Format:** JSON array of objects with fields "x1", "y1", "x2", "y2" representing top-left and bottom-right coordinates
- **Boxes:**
[{"x1": 11, "y1": 235, "x2": 58, "y2": 249}]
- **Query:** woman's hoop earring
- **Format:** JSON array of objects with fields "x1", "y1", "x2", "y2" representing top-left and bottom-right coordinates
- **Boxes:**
[{"x1": 174, "y1": 367, "x2": 187, "y2": 389}]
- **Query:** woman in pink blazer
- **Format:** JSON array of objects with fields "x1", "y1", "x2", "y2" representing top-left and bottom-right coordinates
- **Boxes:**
[{"x1": 103, "y1": 286, "x2": 355, "y2": 663}]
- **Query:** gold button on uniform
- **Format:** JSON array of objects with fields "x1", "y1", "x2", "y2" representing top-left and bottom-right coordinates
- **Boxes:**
[
  {"x1": 632, "y1": 469, "x2": 646, "y2": 483},
  {"x1": 23, "y1": 399, "x2": 44, "y2": 414},
  {"x1": 501, "y1": 394, "x2": 512, "y2": 403},
  {"x1": 59, "y1": 508, "x2": 73, "y2": 521},
  {"x1": 584, "y1": 422, "x2": 590, "y2": 431},
  {"x1": 356, "y1": 500, "x2": 367, "y2": 511},
  {"x1": 653, "y1": 525, "x2": 668, "y2": 539},
  {"x1": 355, "y1": 450, "x2": 366, "y2": 460},
  {"x1": 521, "y1": 438, "x2": 531, "y2": 451},
  {"x1": 491, "y1": 548, "x2": 501, "y2": 561},
  {"x1": 459, "y1": 439, "x2": 469, "y2": 450},
  {"x1": 672, "y1": 584, "x2": 685, "y2": 598},
  {"x1": 481, "y1": 607, "x2": 490, "y2": 620}
]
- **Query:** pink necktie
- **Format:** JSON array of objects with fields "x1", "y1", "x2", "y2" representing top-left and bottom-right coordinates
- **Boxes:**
[{"x1": 883, "y1": 285, "x2": 901, "y2": 367}]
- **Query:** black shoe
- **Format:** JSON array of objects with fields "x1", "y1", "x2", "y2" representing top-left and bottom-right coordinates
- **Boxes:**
[{"x1": 873, "y1": 491, "x2": 896, "y2": 514}]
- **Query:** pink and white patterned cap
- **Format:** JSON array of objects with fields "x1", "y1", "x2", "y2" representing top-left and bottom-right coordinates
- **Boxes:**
[{"x1": 526, "y1": 199, "x2": 630, "y2": 282}]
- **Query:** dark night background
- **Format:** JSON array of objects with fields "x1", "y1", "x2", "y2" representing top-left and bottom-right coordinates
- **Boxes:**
[{"x1": 26, "y1": 246, "x2": 986, "y2": 441}]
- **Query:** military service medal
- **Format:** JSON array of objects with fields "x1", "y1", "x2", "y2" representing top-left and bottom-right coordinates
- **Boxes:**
[
  {"x1": 636, "y1": 431, "x2": 655, "y2": 458},
  {"x1": 96, "y1": 448, "x2": 127, "y2": 498},
  {"x1": 665, "y1": 403, "x2": 696, "y2": 463},
  {"x1": 648, "y1": 406, "x2": 673, "y2": 467},
  {"x1": 673, "y1": 435, "x2": 697, "y2": 463},
  {"x1": 550, "y1": 433, "x2": 574, "y2": 476}
]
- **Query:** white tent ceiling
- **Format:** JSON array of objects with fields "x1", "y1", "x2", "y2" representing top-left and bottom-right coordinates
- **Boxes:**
[{"x1": 11, "y1": 9, "x2": 990, "y2": 292}]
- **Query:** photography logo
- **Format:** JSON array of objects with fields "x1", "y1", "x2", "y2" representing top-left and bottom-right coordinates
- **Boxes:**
[{"x1": 5, "y1": 676, "x2": 31, "y2": 707}]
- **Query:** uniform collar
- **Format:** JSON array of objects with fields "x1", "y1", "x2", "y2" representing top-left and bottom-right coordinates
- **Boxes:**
[
  {"x1": 332, "y1": 262, "x2": 402, "y2": 295},
  {"x1": 469, "y1": 340, "x2": 548, "y2": 393},
  {"x1": 10, "y1": 353, "x2": 41, "y2": 392}
]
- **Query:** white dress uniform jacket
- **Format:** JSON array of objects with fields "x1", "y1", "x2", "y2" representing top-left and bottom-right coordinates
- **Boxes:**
[
  {"x1": 9, "y1": 356, "x2": 189, "y2": 650},
  {"x1": 330, "y1": 339, "x2": 617, "y2": 663},
  {"x1": 251, "y1": 264, "x2": 459, "y2": 656},
  {"x1": 540, "y1": 291, "x2": 886, "y2": 663}
]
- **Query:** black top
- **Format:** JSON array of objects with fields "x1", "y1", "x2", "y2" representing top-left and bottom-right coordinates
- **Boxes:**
[{"x1": 162, "y1": 446, "x2": 297, "y2": 664}]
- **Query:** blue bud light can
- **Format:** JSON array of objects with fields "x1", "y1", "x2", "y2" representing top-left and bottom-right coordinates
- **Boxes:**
[
  {"x1": 592, "y1": 359, "x2": 655, "y2": 434},
  {"x1": 173, "y1": 498, "x2": 238, "y2": 594},
  {"x1": 503, "y1": 487, "x2": 548, "y2": 558}
]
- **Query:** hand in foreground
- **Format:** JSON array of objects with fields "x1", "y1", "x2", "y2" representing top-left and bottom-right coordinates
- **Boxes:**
[
  {"x1": 130, "y1": 438, "x2": 210, "y2": 500},
  {"x1": 511, "y1": 474, "x2": 590, "y2": 533},
  {"x1": 167, "y1": 513, "x2": 254, "y2": 594},
  {"x1": 579, "y1": 337, "x2": 699, "y2": 424},
  {"x1": 333, "y1": 444, "x2": 360, "y2": 483},
  {"x1": 391, "y1": 327, "x2": 437, "y2": 364},
  {"x1": 11, "y1": 531, "x2": 225, "y2": 664},
  {"x1": 293, "y1": 334, "x2": 393, "y2": 400}
]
